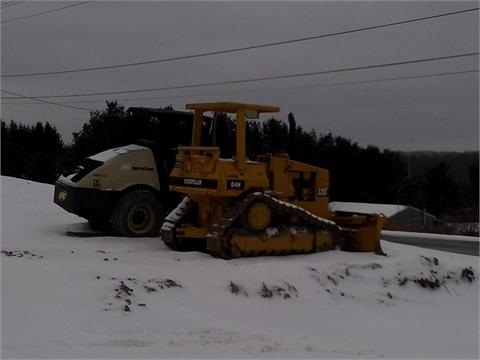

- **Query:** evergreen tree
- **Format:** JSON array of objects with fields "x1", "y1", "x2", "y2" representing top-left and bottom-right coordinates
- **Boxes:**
[
  {"x1": 464, "y1": 163, "x2": 479, "y2": 219},
  {"x1": 1, "y1": 120, "x2": 64, "y2": 183},
  {"x1": 246, "y1": 121, "x2": 264, "y2": 158},
  {"x1": 261, "y1": 118, "x2": 289, "y2": 154},
  {"x1": 397, "y1": 174, "x2": 426, "y2": 210},
  {"x1": 424, "y1": 162, "x2": 459, "y2": 217},
  {"x1": 68, "y1": 101, "x2": 130, "y2": 165}
]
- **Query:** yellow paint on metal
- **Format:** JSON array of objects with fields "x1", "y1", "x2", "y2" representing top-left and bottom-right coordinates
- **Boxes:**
[
  {"x1": 245, "y1": 202, "x2": 272, "y2": 231},
  {"x1": 229, "y1": 228, "x2": 325, "y2": 255},
  {"x1": 290, "y1": 232, "x2": 315, "y2": 252},
  {"x1": 177, "y1": 225, "x2": 208, "y2": 239},
  {"x1": 315, "y1": 231, "x2": 335, "y2": 251},
  {"x1": 335, "y1": 213, "x2": 387, "y2": 254},
  {"x1": 186, "y1": 102, "x2": 279, "y2": 114}
]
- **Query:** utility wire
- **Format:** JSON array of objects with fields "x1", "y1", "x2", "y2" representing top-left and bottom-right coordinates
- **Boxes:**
[
  {"x1": 2, "y1": 6, "x2": 478, "y2": 77},
  {"x1": 0, "y1": 89, "x2": 93, "y2": 111},
  {"x1": 3, "y1": 68, "x2": 477, "y2": 105},
  {"x1": 54, "y1": 68, "x2": 480, "y2": 104},
  {"x1": 0, "y1": 1, "x2": 25, "y2": 10},
  {"x1": 1, "y1": 1, "x2": 93, "y2": 25},
  {"x1": 3, "y1": 52, "x2": 477, "y2": 100}
]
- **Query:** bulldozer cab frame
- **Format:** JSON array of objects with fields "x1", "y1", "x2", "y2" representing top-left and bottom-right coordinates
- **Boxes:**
[{"x1": 186, "y1": 102, "x2": 279, "y2": 170}]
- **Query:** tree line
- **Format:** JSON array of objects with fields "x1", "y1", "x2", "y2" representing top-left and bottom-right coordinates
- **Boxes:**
[
  {"x1": 1, "y1": 101, "x2": 478, "y2": 223},
  {"x1": 1, "y1": 120, "x2": 64, "y2": 184}
]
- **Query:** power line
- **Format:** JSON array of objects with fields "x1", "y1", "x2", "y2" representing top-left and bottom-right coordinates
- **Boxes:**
[
  {"x1": 1, "y1": 1, "x2": 23, "y2": 9},
  {"x1": 2, "y1": 52, "x2": 477, "y2": 100},
  {"x1": 55, "y1": 69, "x2": 480, "y2": 103},
  {"x1": 0, "y1": 1, "x2": 25, "y2": 10},
  {"x1": 3, "y1": 69, "x2": 477, "y2": 106},
  {"x1": 0, "y1": 89, "x2": 92, "y2": 111},
  {"x1": 2, "y1": 7, "x2": 478, "y2": 77},
  {"x1": 1, "y1": 1, "x2": 93, "y2": 25}
]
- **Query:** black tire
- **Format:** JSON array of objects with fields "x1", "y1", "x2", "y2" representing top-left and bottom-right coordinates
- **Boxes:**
[{"x1": 110, "y1": 190, "x2": 163, "y2": 237}]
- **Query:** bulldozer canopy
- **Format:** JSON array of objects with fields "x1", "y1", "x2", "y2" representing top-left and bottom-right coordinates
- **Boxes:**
[
  {"x1": 185, "y1": 102, "x2": 279, "y2": 119},
  {"x1": 127, "y1": 107, "x2": 193, "y2": 119}
]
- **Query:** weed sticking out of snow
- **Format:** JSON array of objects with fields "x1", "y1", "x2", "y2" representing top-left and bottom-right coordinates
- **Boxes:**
[
  {"x1": 395, "y1": 256, "x2": 476, "y2": 292},
  {"x1": 306, "y1": 255, "x2": 478, "y2": 306},
  {"x1": 259, "y1": 282, "x2": 299, "y2": 299},
  {"x1": 229, "y1": 281, "x2": 249, "y2": 296},
  {"x1": 104, "y1": 277, "x2": 183, "y2": 312},
  {"x1": 461, "y1": 267, "x2": 475, "y2": 282},
  {"x1": 1, "y1": 249, "x2": 43, "y2": 259},
  {"x1": 228, "y1": 281, "x2": 299, "y2": 299}
]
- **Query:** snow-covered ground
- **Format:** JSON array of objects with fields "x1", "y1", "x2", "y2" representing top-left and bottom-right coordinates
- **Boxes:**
[{"x1": 1, "y1": 176, "x2": 479, "y2": 359}]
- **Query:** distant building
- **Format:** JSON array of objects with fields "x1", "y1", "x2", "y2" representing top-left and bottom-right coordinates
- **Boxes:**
[{"x1": 329, "y1": 202, "x2": 437, "y2": 232}]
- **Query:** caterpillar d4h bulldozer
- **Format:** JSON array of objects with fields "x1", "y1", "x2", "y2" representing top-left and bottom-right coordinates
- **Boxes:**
[{"x1": 161, "y1": 102, "x2": 386, "y2": 259}]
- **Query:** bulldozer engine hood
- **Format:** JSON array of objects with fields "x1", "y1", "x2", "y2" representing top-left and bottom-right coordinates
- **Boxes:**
[{"x1": 54, "y1": 144, "x2": 160, "y2": 218}]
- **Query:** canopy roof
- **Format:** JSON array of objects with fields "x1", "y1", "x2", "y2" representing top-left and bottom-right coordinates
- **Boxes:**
[
  {"x1": 127, "y1": 107, "x2": 193, "y2": 118},
  {"x1": 185, "y1": 102, "x2": 279, "y2": 116}
]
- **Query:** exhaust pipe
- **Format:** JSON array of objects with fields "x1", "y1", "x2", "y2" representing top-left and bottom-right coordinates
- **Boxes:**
[{"x1": 288, "y1": 112, "x2": 296, "y2": 159}]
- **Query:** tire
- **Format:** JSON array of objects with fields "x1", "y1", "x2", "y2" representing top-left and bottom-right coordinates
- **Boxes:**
[{"x1": 110, "y1": 190, "x2": 163, "y2": 237}]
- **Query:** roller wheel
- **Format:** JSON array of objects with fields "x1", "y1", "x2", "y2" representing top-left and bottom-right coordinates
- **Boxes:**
[
  {"x1": 241, "y1": 201, "x2": 272, "y2": 231},
  {"x1": 111, "y1": 190, "x2": 163, "y2": 237}
]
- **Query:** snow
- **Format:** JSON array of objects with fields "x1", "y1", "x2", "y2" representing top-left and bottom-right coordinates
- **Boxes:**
[
  {"x1": 329, "y1": 202, "x2": 408, "y2": 217},
  {"x1": 1, "y1": 176, "x2": 479, "y2": 359},
  {"x1": 161, "y1": 197, "x2": 192, "y2": 232},
  {"x1": 266, "y1": 193, "x2": 338, "y2": 227},
  {"x1": 266, "y1": 227, "x2": 280, "y2": 237}
]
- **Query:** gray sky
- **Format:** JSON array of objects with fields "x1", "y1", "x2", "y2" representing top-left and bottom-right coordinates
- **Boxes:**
[{"x1": 1, "y1": 1, "x2": 479, "y2": 151}]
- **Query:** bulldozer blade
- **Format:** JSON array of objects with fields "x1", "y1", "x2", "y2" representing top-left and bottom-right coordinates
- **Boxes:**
[{"x1": 333, "y1": 213, "x2": 387, "y2": 255}]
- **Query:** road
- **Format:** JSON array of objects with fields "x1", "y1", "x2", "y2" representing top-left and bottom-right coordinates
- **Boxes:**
[{"x1": 382, "y1": 233, "x2": 479, "y2": 256}]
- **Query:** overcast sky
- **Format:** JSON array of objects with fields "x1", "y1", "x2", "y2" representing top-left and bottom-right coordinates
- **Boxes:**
[{"x1": 1, "y1": 1, "x2": 479, "y2": 151}]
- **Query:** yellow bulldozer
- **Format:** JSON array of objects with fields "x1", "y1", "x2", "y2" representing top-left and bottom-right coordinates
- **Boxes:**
[{"x1": 161, "y1": 102, "x2": 386, "y2": 259}]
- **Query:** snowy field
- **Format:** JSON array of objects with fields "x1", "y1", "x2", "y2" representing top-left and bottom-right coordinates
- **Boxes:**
[{"x1": 1, "y1": 176, "x2": 479, "y2": 359}]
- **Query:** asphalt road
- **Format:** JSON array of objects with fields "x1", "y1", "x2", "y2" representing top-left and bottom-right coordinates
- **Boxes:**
[{"x1": 382, "y1": 234, "x2": 479, "y2": 256}]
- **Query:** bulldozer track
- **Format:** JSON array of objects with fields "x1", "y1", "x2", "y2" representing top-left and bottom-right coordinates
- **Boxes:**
[{"x1": 206, "y1": 192, "x2": 342, "y2": 259}]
